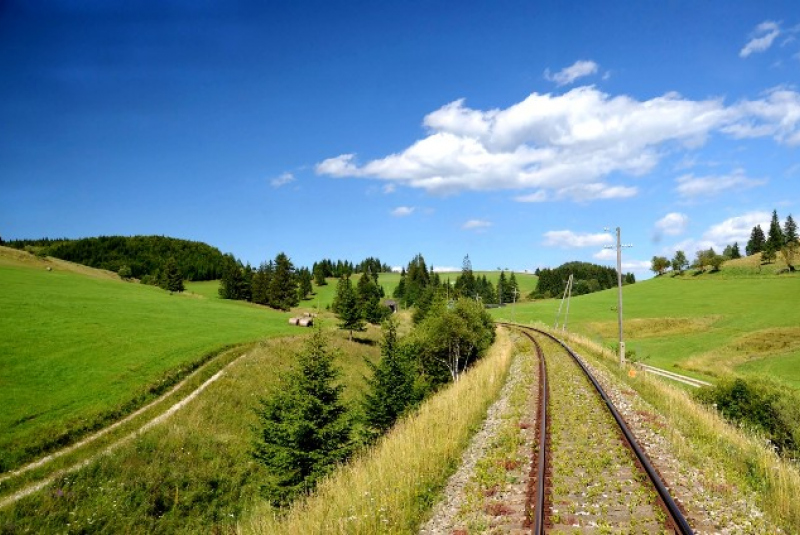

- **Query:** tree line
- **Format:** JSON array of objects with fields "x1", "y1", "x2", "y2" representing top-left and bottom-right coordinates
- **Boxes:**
[
  {"x1": 532, "y1": 261, "x2": 634, "y2": 299},
  {"x1": 391, "y1": 253, "x2": 521, "y2": 312},
  {"x1": 6, "y1": 235, "x2": 228, "y2": 282},
  {"x1": 311, "y1": 257, "x2": 392, "y2": 286},
  {"x1": 650, "y1": 209, "x2": 798, "y2": 275},
  {"x1": 219, "y1": 253, "x2": 394, "y2": 312}
]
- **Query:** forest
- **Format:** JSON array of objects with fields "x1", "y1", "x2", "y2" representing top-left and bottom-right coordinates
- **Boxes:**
[{"x1": 7, "y1": 235, "x2": 228, "y2": 281}]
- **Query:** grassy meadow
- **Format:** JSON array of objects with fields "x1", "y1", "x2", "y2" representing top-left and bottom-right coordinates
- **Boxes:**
[
  {"x1": 0, "y1": 331, "x2": 382, "y2": 533},
  {"x1": 0, "y1": 247, "x2": 297, "y2": 471},
  {"x1": 492, "y1": 265, "x2": 800, "y2": 386}
]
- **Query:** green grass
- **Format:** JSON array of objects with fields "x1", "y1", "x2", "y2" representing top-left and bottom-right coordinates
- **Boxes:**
[
  {"x1": 491, "y1": 271, "x2": 800, "y2": 386},
  {"x1": 0, "y1": 254, "x2": 298, "y2": 471},
  {"x1": 0, "y1": 332, "x2": 381, "y2": 533}
]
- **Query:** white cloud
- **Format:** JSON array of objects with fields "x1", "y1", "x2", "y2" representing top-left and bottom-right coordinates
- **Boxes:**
[
  {"x1": 316, "y1": 86, "x2": 800, "y2": 198},
  {"x1": 545, "y1": 60, "x2": 599, "y2": 86},
  {"x1": 702, "y1": 211, "x2": 770, "y2": 248},
  {"x1": 391, "y1": 206, "x2": 415, "y2": 217},
  {"x1": 270, "y1": 172, "x2": 295, "y2": 188},
  {"x1": 543, "y1": 230, "x2": 613, "y2": 248},
  {"x1": 675, "y1": 169, "x2": 766, "y2": 198},
  {"x1": 382, "y1": 184, "x2": 396, "y2": 194},
  {"x1": 663, "y1": 211, "x2": 769, "y2": 258},
  {"x1": 654, "y1": 212, "x2": 689, "y2": 238},
  {"x1": 740, "y1": 21, "x2": 781, "y2": 58},
  {"x1": 723, "y1": 88, "x2": 800, "y2": 145},
  {"x1": 592, "y1": 248, "x2": 616, "y2": 261},
  {"x1": 514, "y1": 190, "x2": 548, "y2": 202},
  {"x1": 622, "y1": 260, "x2": 652, "y2": 271},
  {"x1": 462, "y1": 219, "x2": 492, "y2": 230}
]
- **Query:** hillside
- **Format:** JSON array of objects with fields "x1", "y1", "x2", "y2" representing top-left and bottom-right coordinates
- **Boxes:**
[
  {"x1": 491, "y1": 257, "x2": 800, "y2": 386},
  {"x1": 7, "y1": 235, "x2": 229, "y2": 281},
  {"x1": 0, "y1": 246, "x2": 296, "y2": 471}
]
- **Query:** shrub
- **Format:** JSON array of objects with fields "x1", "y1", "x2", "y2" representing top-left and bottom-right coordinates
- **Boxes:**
[{"x1": 695, "y1": 376, "x2": 800, "y2": 456}]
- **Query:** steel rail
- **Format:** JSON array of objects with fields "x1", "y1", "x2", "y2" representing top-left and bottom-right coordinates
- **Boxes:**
[
  {"x1": 500, "y1": 323, "x2": 694, "y2": 535},
  {"x1": 516, "y1": 328, "x2": 548, "y2": 535}
]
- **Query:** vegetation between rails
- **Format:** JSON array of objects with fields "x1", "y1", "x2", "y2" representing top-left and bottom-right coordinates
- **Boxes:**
[{"x1": 242, "y1": 327, "x2": 514, "y2": 534}]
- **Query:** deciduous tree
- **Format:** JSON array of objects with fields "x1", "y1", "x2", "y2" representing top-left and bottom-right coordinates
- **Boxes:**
[
  {"x1": 671, "y1": 250, "x2": 688, "y2": 273},
  {"x1": 650, "y1": 256, "x2": 670, "y2": 276}
]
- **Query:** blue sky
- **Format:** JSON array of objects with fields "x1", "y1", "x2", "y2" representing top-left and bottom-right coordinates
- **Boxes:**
[{"x1": 2, "y1": 1, "x2": 798, "y2": 277}]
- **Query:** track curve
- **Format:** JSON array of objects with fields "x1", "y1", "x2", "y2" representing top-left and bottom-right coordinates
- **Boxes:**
[{"x1": 502, "y1": 323, "x2": 694, "y2": 535}]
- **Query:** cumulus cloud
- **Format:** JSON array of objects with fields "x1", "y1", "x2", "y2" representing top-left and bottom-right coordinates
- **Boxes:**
[
  {"x1": 654, "y1": 212, "x2": 689, "y2": 241},
  {"x1": 391, "y1": 206, "x2": 415, "y2": 217},
  {"x1": 592, "y1": 248, "x2": 616, "y2": 261},
  {"x1": 543, "y1": 230, "x2": 613, "y2": 248},
  {"x1": 740, "y1": 21, "x2": 781, "y2": 58},
  {"x1": 545, "y1": 60, "x2": 599, "y2": 86},
  {"x1": 702, "y1": 211, "x2": 770, "y2": 248},
  {"x1": 270, "y1": 172, "x2": 295, "y2": 188},
  {"x1": 675, "y1": 169, "x2": 766, "y2": 198},
  {"x1": 316, "y1": 86, "x2": 800, "y2": 199},
  {"x1": 462, "y1": 219, "x2": 492, "y2": 230},
  {"x1": 664, "y1": 211, "x2": 769, "y2": 258}
]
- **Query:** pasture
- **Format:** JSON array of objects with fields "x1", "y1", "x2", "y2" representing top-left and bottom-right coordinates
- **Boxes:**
[
  {"x1": 492, "y1": 271, "x2": 800, "y2": 386},
  {"x1": 0, "y1": 248, "x2": 296, "y2": 471}
]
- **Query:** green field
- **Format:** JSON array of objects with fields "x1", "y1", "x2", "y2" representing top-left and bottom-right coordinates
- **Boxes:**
[
  {"x1": 0, "y1": 249, "x2": 297, "y2": 470},
  {"x1": 492, "y1": 272, "x2": 800, "y2": 386}
]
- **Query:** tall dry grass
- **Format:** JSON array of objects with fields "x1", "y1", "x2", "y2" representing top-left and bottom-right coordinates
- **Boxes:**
[{"x1": 241, "y1": 327, "x2": 515, "y2": 535}]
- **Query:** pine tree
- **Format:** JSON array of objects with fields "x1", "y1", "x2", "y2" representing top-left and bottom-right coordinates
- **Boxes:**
[
  {"x1": 252, "y1": 330, "x2": 353, "y2": 507},
  {"x1": 766, "y1": 210, "x2": 785, "y2": 253},
  {"x1": 163, "y1": 257, "x2": 184, "y2": 293},
  {"x1": 497, "y1": 271, "x2": 507, "y2": 305},
  {"x1": 731, "y1": 242, "x2": 742, "y2": 259},
  {"x1": 251, "y1": 262, "x2": 272, "y2": 305},
  {"x1": 268, "y1": 252, "x2": 298, "y2": 311},
  {"x1": 362, "y1": 318, "x2": 418, "y2": 439},
  {"x1": 392, "y1": 268, "x2": 407, "y2": 305},
  {"x1": 782, "y1": 214, "x2": 798, "y2": 271},
  {"x1": 312, "y1": 262, "x2": 327, "y2": 286},
  {"x1": 334, "y1": 275, "x2": 364, "y2": 338},
  {"x1": 219, "y1": 255, "x2": 246, "y2": 300},
  {"x1": 746, "y1": 225, "x2": 766, "y2": 256},
  {"x1": 296, "y1": 267, "x2": 313, "y2": 301},
  {"x1": 454, "y1": 254, "x2": 476, "y2": 299}
]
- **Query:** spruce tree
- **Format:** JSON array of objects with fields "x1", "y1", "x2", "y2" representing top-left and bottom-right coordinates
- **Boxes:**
[
  {"x1": 163, "y1": 257, "x2": 184, "y2": 293},
  {"x1": 268, "y1": 252, "x2": 299, "y2": 311},
  {"x1": 766, "y1": 210, "x2": 785, "y2": 253},
  {"x1": 252, "y1": 330, "x2": 353, "y2": 507},
  {"x1": 784, "y1": 215, "x2": 798, "y2": 244},
  {"x1": 251, "y1": 262, "x2": 271, "y2": 305},
  {"x1": 362, "y1": 318, "x2": 418, "y2": 439},
  {"x1": 497, "y1": 271, "x2": 507, "y2": 305},
  {"x1": 731, "y1": 242, "x2": 742, "y2": 259},
  {"x1": 782, "y1": 214, "x2": 798, "y2": 270},
  {"x1": 746, "y1": 225, "x2": 766, "y2": 256},
  {"x1": 334, "y1": 275, "x2": 364, "y2": 338}
]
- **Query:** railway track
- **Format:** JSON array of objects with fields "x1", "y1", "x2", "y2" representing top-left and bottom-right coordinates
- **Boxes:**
[{"x1": 504, "y1": 323, "x2": 694, "y2": 534}]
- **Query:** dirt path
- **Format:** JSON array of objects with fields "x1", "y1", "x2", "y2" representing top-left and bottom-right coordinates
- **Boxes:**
[{"x1": 0, "y1": 353, "x2": 242, "y2": 509}]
